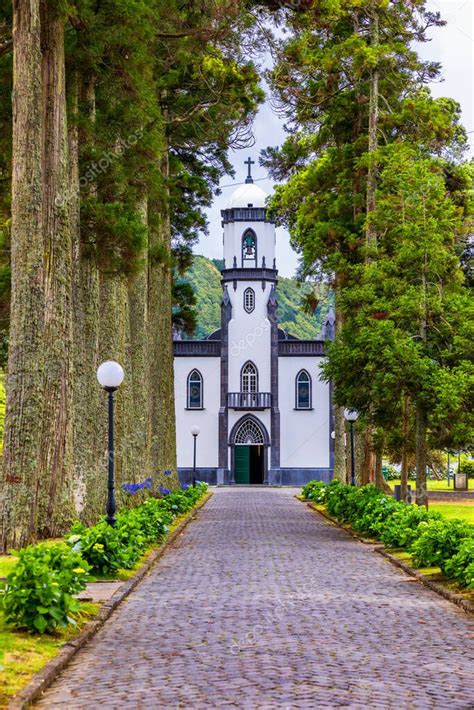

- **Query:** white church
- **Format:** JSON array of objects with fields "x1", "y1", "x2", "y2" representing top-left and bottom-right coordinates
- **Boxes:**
[{"x1": 174, "y1": 158, "x2": 335, "y2": 486}]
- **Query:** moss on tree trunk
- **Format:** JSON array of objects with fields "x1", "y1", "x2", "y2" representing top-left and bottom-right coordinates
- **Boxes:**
[
  {"x1": 148, "y1": 153, "x2": 177, "y2": 488},
  {"x1": 125, "y1": 194, "x2": 150, "y2": 488},
  {"x1": 36, "y1": 0, "x2": 75, "y2": 537},
  {"x1": 0, "y1": 0, "x2": 45, "y2": 551}
]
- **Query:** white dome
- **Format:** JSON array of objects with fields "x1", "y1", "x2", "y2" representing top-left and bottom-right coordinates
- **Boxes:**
[{"x1": 225, "y1": 182, "x2": 268, "y2": 209}]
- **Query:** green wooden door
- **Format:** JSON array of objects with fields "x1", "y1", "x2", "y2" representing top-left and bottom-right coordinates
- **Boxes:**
[{"x1": 234, "y1": 445, "x2": 250, "y2": 484}]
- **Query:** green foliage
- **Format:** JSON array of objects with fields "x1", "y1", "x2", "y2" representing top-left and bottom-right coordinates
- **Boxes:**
[
  {"x1": 411, "y1": 519, "x2": 474, "y2": 572},
  {"x1": 181, "y1": 255, "x2": 330, "y2": 339},
  {"x1": 264, "y1": 0, "x2": 473, "y2": 476},
  {"x1": 81, "y1": 201, "x2": 148, "y2": 276},
  {"x1": 67, "y1": 521, "x2": 141, "y2": 576},
  {"x1": 301, "y1": 480, "x2": 326, "y2": 502},
  {"x1": 67, "y1": 483, "x2": 208, "y2": 575},
  {"x1": 379, "y1": 505, "x2": 441, "y2": 549},
  {"x1": 444, "y1": 539, "x2": 474, "y2": 588},
  {"x1": 460, "y1": 461, "x2": 474, "y2": 479},
  {"x1": 0, "y1": 544, "x2": 92, "y2": 634}
]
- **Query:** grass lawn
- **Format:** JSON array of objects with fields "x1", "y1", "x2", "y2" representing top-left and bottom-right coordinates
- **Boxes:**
[
  {"x1": 0, "y1": 556, "x2": 17, "y2": 578},
  {"x1": 430, "y1": 501, "x2": 474, "y2": 524},
  {"x1": 388, "y1": 479, "x2": 471, "y2": 492},
  {"x1": 0, "y1": 602, "x2": 99, "y2": 707}
]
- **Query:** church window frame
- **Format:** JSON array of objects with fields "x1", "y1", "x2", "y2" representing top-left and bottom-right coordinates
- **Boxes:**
[
  {"x1": 187, "y1": 369, "x2": 203, "y2": 409},
  {"x1": 241, "y1": 361, "x2": 258, "y2": 394},
  {"x1": 241, "y1": 229, "x2": 257, "y2": 267},
  {"x1": 243, "y1": 287, "x2": 255, "y2": 314},
  {"x1": 295, "y1": 369, "x2": 312, "y2": 410}
]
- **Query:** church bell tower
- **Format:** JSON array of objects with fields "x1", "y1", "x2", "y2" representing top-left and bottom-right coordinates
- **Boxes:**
[{"x1": 217, "y1": 158, "x2": 280, "y2": 485}]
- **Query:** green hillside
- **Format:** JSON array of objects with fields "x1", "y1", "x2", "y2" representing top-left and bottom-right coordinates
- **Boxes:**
[{"x1": 181, "y1": 256, "x2": 331, "y2": 340}]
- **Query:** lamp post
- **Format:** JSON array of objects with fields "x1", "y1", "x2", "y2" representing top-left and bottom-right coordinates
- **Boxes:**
[
  {"x1": 97, "y1": 361, "x2": 125, "y2": 526},
  {"x1": 344, "y1": 409, "x2": 359, "y2": 486},
  {"x1": 191, "y1": 425, "x2": 200, "y2": 487}
]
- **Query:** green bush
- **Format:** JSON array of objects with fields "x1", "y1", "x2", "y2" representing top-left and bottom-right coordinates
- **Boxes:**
[
  {"x1": 460, "y1": 461, "x2": 474, "y2": 479},
  {"x1": 351, "y1": 494, "x2": 401, "y2": 537},
  {"x1": 444, "y1": 539, "x2": 474, "y2": 588},
  {"x1": 0, "y1": 543, "x2": 92, "y2": 633},
  {"x1": 410, "y1": 519, "x2": 474, "y2": 572},
  {"x1": 379, "y1": 505, "x2": 441, "y2": 549},
  {"x1": 122, "y1": 498, "x2": 173, "y2": 544},
  {"x1": 302, "y1": 480, "x2": 327, "y2": 503},
  {"x1": 68, "y1": 518, "x2": 146, "y2": 574},
  {"x1": 68, "y1": 482, "x2": 208, "y2": 575}
]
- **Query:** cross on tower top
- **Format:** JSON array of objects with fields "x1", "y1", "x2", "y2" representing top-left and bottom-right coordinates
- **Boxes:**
[{"x1": 244, "y1": 157, "x2": 255, "y2": 184}]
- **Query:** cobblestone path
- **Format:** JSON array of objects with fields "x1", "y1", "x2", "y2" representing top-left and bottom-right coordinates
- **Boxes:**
[{"x1": 36, "y1": 488, "x2": 474, "y2": 709}]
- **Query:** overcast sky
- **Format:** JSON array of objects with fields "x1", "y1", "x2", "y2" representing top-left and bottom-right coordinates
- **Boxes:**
[{"x1": 196, "y1": 0, "x2": 474, "y2": 277}]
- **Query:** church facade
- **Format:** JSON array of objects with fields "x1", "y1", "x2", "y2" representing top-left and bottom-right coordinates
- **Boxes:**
[{"x1": 173, "y1": 160, "x2": 335, "y2": 486}]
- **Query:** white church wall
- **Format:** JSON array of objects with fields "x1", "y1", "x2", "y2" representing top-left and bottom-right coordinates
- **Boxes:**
[
  {"x1": 227, "y1": 281, "x2": 272, "y2": 394},
  {"x1": 174, "y1": 357, "x2": 220, "y2": 469},
  {"x1": 279, "y1": 357, "x2": 330, "y2": 469}
]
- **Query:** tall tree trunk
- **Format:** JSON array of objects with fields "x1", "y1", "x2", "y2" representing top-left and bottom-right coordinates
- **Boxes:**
[
  {"x1": 354, "y1": 424, "x2": 365, "y2": 485},
  {"x1": 125, "y1": 194, "x2": 150, "y2": 486},
  {"x1": 400, "y1": 395, "x2": 410, "y2": 501},
  {"x1": 0, "y1": 0, "x2": 44, "y2": 550},
  {"x1": 357, "y1": 6, "x2": 380, "y2": 486},
  {"x1": 361, "y1": 429, "x2": 375, "y2": 484},
  {"x1": 36, "y1": 0, "x2": 75, "y2": 537},
  {"x1": 71, "y1": 75, "x2": 102, "y2": 524},
  {"x1": 148, "y1": 150, "x2": 178, "y2": 488},
  {"x1": 332, "y1": 282, "x2": 346, "y2": 482},
  {"x1": 98, "y1": 270, "x2": 128, "y2": 488},
  {"x1": 415, "y1": 405, "x2": 428, "y2": 507},
  {"x1": 374, "y1": 431, "x2": 391, "y2": 492},
  {"x1": 366, "y1": 4, "x2": 379, "y2": 250}
]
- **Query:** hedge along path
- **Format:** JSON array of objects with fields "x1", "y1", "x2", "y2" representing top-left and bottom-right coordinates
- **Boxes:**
[
  {"x1": 8, "y1": 492, "x2": 212, "y2": 710},
  {"x1": 33, "y1": 488, "x2": 474, "y2": 710}
]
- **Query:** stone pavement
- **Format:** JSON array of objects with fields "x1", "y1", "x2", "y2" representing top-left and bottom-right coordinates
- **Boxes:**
[{"x1": 35, "y1": 488, "x2": 474, "y2": 709}]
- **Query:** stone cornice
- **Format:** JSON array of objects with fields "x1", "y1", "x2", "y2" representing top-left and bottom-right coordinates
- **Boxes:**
[{"x1": 173, "y1": 340, "x2": 220, "y2": 357}]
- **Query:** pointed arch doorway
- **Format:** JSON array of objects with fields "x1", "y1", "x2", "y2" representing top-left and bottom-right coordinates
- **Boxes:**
[{"x1": 229, "y1": 415, "x2": 269, "y2": 485}]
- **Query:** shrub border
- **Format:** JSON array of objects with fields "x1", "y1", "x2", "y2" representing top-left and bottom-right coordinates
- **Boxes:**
[
  {"x1": 8, "y1": 492, "x2": 213, "y2": 710},
  {"x1": 301, "y1": 499, "x2": 474, "y2": 617}
]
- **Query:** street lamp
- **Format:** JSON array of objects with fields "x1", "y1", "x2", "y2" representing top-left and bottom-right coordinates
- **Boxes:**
[
  {"x1": 344, "y1": 409, "x2": 359, "y2": 486},
  {"x1": 97, "y1": 361, "x2": 125, "y2": 526},
  {"x1": 190, "y1": 425, "x2": 200, "y2": 487}
]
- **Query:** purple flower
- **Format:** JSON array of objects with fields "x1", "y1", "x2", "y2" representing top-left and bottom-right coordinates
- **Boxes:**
[
  {"x1": 181, "y1": 483, "x2": 190, "y2": 490},
  {"x1": 159, "y1": 485, "x2": 171, "y2": 496},
  {"x1": 122, "y1": 478, "x2": 153, "y2": 495},
  {"x1": 163, "y1": 469, "x2": 172, "y2": 476}
]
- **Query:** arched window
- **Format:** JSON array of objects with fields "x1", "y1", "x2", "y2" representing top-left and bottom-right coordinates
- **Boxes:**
[
  {"x1": 295, "y1": 370, "x2": 312, "y2": 409},
  {"x1": 234, "y1": 418, "x2": 265, "y2": 445},
  {"x1": 243, "y1": 287, "x2": 255, "y2": 313},
  {"x1": 187, "y1": 369, "x2": 203, "y2": 409},
  {"x1": 242, "y1": 229, "x2": 257, "y2": 267},
  {"x1": 241, "y1": 361, "x2": 258, "y2": 393}
]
